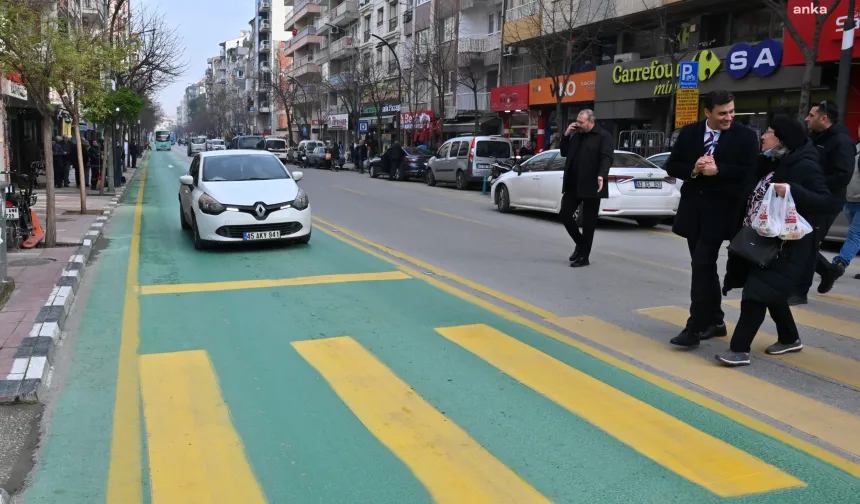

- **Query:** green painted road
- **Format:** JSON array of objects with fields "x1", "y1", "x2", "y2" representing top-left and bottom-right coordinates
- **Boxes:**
[{"x1": 21, "y1": 150, "x2": 860, "y2": 503}]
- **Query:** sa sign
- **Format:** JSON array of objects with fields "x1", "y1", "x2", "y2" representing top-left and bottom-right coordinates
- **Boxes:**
[{"x1": 726, "y1": 39, "x2": 783, "y2": 79}]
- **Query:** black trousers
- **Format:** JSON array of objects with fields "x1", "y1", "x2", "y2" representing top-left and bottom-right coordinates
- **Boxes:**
[
  {"x1": 799, "y1": 212, "x2": 839, "y2": 296},
  {"x1": 730, "y1": 299, "x2": 799, "y2": 352},
  {"x1": 685, "y1": 233, "x2": 725, "y2": 332},
  {"x1": 560, "y1": 191, "x2": 600, "y2": 260}
]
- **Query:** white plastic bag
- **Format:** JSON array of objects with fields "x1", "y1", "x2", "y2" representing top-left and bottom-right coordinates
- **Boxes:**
[
  {"x1": 778, "y1": 187, "x2": 813, "y2": 241},
  {"x1": 751, "y1": 185, "x2": 783, "y2": 238}
]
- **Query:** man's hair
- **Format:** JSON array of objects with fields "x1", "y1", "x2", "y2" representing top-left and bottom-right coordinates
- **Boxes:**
[
  {"x1": 815, "y1": 101, "x2": 839, "y2": 123},
  {"x1": 578, "y1": 109, "x2": 595, "y2": 122},
  {"x1": 703, "y1": 90, "x2": 735, "y2": 111}
]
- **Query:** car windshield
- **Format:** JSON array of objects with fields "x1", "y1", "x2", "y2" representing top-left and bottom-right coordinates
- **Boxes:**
[
  {"x1": 238, "y1": 136, "x2": 265, "y2": 149},
  {"x1": 192, "y1": 136, "x2": 206, "y2": 144},
  {"x1": 403, "y1": 147, "x2": 426, "y2": 155},
  {"x1": 202, "y1": 155, "x2": 290, "y2": 182},
  {"x1": 613, "y1": 152, "x2": 658, "y2": 168},
  {"x1": 155, "y1": 131, "x2": 170, "y2": 141},
  {"x1": 210, "y1": 140, "x2": 225, "y2": 145},
  {"x1": 266, "y1": 139, "x2": 286, "y2": 149},
  {"x1": 475, "y1": 140, "x2": 512, "y2": 159}
]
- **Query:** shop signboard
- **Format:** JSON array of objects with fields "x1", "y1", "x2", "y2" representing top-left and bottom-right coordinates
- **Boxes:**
[
  {"x1": 490, "y1": 84, "x2": 529, "y2": 112},
  {"x1": 326, "y1": 113, "x2": 348, "y2": 130},
  {"x1": 1, "y1": 74, "x2": 27, "y2": 101},
  {"x1": 678, "y1": 62, "x2": 698, "y2": 89},
  {"x1": 783, "y1": 0, "x2": 860, "y2": 65},
  {"x1": 726, "y1": 40, "x2": 782, "y2": 79},
  {"x1": 402, "y1": 110, "x2": 433, "y2": 129},
  {"x1": 675, "y1": 88, "x2": 700, "y2": 128},
  {"x1": 361, "y1": 103, "x2": 401, "y2": 115},
  {"x1": 312, "y1": 119, "x2": 324, "y2": 127},
  {"x1": 528, "y1": 71, "x2": 596, "y2": 105}
]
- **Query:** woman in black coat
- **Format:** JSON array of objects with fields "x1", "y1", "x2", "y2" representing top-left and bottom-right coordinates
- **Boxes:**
[{"x1": 717, "y1": 116, "x2": 831, "y2": 366}]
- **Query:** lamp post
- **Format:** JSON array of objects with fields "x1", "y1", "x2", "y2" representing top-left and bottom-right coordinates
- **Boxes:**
[
  {"x1": 836, "y1": 0, "x2": 856, "y2": 122},
  {"x1": 371, "y1": 34, "x2": 402, "y2": 144}
]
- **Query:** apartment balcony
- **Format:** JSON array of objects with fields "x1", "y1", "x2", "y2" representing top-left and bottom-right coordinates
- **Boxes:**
[
  {"x1": 258, "y1": 104, "x2": 271, "y2": 114},
  {"x1": 285, "y1": 56, "x2": 322, "y2": 78},
  {"x1": 328, "y1": 36, "x2": 356, "y2": 61},
  {"x1": 81, "y1": 0, "x2": 105, "y2": 23},
  {"x1": 260, "y1": 40, "x2": 272, "y2": 52},
  {"x1": 504, "y1": 1, "x2": 541, "y2": 45},
  {"x1": 329, "y1": 72, "x2": 355, "y2": 87},
  {"x1": 456, "y1": 92, "x2": 491, "y2": 114},
  {"x1": 285, "y1": 0, "x2": 323, "y2": 29},
  {"x1": 258, "y1": 0, "x2": 271, "y2": 12},
  {"x1": 385, "y1": 16, "x2": 399, "y2": 37},
  {"x1": 330, "y1": 0, "x2": 359, "y2": 27},
  {"x1": 284, "y1": 26, "x2": 324, "y2": 55},
  {"x1": 506, "y1": 1, "x2": 539, "y2": 22},
  {"x1": 462, "y1": 0, "x2": 502, "y2": 9},
  {"x1": 259, "y1": 19, "x2": 272, "y2": 32},
  {"x1": 359, "y1": 0, "x2": 373, "y2": 11}
]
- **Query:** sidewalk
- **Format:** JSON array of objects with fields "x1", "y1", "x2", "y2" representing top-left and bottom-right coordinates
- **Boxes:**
[{"x1": 0, "y1": 160, "x2": 143, "y2": 403}]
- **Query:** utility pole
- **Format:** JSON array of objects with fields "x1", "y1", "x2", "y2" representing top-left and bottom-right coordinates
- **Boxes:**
[{"x1": 837, "y1": 0, "x2": 856, "y2": 123}]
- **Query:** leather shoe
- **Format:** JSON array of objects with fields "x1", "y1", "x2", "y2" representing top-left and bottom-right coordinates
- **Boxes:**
[
  {"x1": 569, "y1": 246, "x2": 580, "y2": 262},
  {"x1": 670, "y1": 328, "x2": 699, "y2": 347},
  {"x1": 696, "y1": 323, "x2": 727, "y2": 340},
  {"x1": 569, "y1": 257, "x2": 590, "y2": 268}
]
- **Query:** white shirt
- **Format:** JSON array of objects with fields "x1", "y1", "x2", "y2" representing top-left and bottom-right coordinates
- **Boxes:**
[{"x1": 691, "y1": 124, "x2": 721, "y2": 178}]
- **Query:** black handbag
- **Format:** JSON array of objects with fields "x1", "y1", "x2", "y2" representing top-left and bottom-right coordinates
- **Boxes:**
[{"x1": 728, "y1": 226, "x2": 782, "y2": 268}]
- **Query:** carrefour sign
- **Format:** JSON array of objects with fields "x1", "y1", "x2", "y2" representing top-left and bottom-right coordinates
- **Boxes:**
[{"x1": 726, "y1": 39, "x2": 782, "y2": 79}]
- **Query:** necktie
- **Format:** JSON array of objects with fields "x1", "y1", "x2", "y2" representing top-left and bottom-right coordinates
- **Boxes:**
[{"x1": 704, "y1": 131, "x2": 715, "y2": 155}]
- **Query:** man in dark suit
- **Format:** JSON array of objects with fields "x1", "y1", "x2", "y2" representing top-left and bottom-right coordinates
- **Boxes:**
[
  {"x1": 558, "y1": 109, "x2": 614, "y2": 267},
  {"x1": 665, "y1": 90, "x2": 759, "y2": 347}
]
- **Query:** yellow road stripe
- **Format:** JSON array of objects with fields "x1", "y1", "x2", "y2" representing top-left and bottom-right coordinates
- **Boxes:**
[
  {"x1": 312, "y1": 216, "x2": 557, "y2": 319},
  {"x1": 604, "y1": 251, "x2": 692, "y2": 274},
  {"x1": 139, "y1": 351, "x2": 266, "y2": 503},
  {"x1": 550, "y1": 316, "x2": 860, "y2": 459},
  {"x1": 646, "y1": 230, "x2": 728, "y2": 248},
  {"x1": 725, "y1": 300, "x2": 860, "y2": 341},
  {"x1": 107, "y1": 157, "x2": 147, "y2": 503},
  {"x1": 312, "y1": 220, "x2": 860, "y2": 477},
  {"x1": 420, "y1": 207, "x2": 494, "y2": 226},
  {"x1": 816, "y1": 293, "x2": 860, "y2": 309},
  {"x1": 292, "y1": 336, "x2": 550, "y2": 504},
  {"x1": 439, "y1": 323, "x2": 803, "y2": 496},
  {"x1": 140, "y1": 271, "x2": 410, "y2": 295},
  {"x1": 640, "y1": 306, "x2": 860, "y2": 390},
  {"x1": 335, "y1": 186, "x2": 366, "y2": 196}
]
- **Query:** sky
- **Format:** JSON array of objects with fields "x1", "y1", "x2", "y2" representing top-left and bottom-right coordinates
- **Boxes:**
[{"x1": 141, "y1": 0, "x2": 253, "y2": 118}]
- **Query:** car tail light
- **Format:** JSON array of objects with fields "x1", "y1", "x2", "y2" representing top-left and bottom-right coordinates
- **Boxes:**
[
  {"x1": 406, "y1": 156, "x2": 417, "y2": 162},
  {"x1": 468, "y1": 137, "x2": 476, "y2": 167},
  {"x1": 5, "y1": 200, "x2": 13, "y2": 208},
  {"x1": 607, "y1": 175, "x2": 633, "y2": 181},
  {"x1": 664, "y1": 176, "x2": 677, "y2": 184}
]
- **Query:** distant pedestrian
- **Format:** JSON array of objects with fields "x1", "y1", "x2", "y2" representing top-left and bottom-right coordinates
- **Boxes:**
[
  {"x1": 519, "y1": 141, "x2": 534, "y2": 157},
  {"x1": 62, "y1": 135, "x2": 73, "y2": 187},
  {"x1": 52, "y1": 136, "x2": 65, "y2": 188},
  {"x1": 664, "y1": 90, "x2": 759, "y2": 347},
  {"x1": 828, "y1": 126, "x2": 860, "y2": 278},
  {"x1": 129, "y1": 141, "x2": 138, "y2": 168},
  {"x1": 356, "y1": 140, "x2": 369, "y2": 174},
  {"x1": 558, "y1": 109, "x2": 613, "y2": 268}
]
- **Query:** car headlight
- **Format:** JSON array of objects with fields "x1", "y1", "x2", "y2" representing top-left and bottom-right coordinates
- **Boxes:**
[
  {"x1": 292, "y1": 188, "x2": 309, "y2": 211},
  {"x1": 198, "y1": 193, "x2": 225, "y2": 215}
]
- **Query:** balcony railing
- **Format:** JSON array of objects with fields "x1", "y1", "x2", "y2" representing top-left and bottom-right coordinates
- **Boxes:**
[
  {"x1": 388, "y1": 60, "x2": 398, "y2": 74},
  {"x1": 259, "y1": 0, "x2": 271, "y2": 11},
  {"x1": 388, "y1": 17, "x2": 398, "y2": 32},
  {"x1": 458, "y1": 32, "x2": 500, "y2": 53},
  {"x1": 363, "y1": 30, "x2": 371, "y2": 43},
  {"x1": 456, "y1": 92, "x2": 490, "y2": 112},
  {"x1": 331, "y1": 0, "x2": 359, "y2": 25},
  {"x1": 329, "y1": 72, "x2": 355, "y2": 87},
  {"x1": 506, "y1": 1, "x2": 538, "y2": 22},
  {"x1": 260, "y1": 40, "x2": 272, "y2": 51},
  {"x1": 259, "y1": 19, "x2": 272, "y2": 31},
  {"x1": 509, "y1": 64, "x2": 542, "y2": 85}
]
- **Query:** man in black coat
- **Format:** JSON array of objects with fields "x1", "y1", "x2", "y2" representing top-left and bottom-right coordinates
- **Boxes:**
[
  {"x1": 664, "y1": 90, "x2": 759, "y2": 347},
  {"x1": 558, "y1": 109, "x2": 614, "y2": 267},
  {"x1": 798, "y1": 101, "x2": 856, "y2": 300}
]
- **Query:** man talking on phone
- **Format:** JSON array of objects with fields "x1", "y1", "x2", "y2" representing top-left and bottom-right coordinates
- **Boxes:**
[{"x1": 558, "y1": 109, "x2": 614, "y2": 267}]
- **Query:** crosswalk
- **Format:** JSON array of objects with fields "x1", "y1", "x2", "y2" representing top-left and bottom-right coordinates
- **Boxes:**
[{"x1": 134, "y1": 293, "x2": 860, "y2": 502}]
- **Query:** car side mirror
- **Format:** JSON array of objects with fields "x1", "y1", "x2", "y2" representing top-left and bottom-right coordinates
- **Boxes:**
[
  {"x1": 179, "y1": 175, "x2": 194, "y2": 186},
  {"x1": 292, "y1": 171, "x2": 303, "y2": 181}
]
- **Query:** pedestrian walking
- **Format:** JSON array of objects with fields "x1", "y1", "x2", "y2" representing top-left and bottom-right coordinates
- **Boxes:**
[
  {"x1": 386, "y1": 141, "x2": 405, "y2": 179},
  {"x1": 796, "y1": 101, "x2": 856, "y2": 299},
  {"x1": 129, "y1": 140, "x2": 138, "y2": 168},
  {"x1": 52, "y1": 136, "x2": 65, "y2": 188},
  {"x1": 519, "y1": 141, "x2": 534, "y2": 157},
  {"x1": 558, "y1": 109, "x2": 614, "y2": 268},
  {"x1": 827, "y1": 127, "x2": 860, "y2": 278},
  {"x1": 62, "y1": 135, "x2": 73, "y2": 187},
  {"x1": 664, "y1": 90, "x2": 759, "y2": 347},
  {"x1": 356, "y1": 140, "x2": 369, "y2": 174},
  {"x1": 717, "y1": 116, "x2": 831, "y2": 366},
  {"x1": 88, "y1": 141, "x2": 101, "y2": 190}
]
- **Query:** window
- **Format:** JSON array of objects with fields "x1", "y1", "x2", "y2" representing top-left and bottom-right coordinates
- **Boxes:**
[
  {"x1": 376, "y1": 46, "x2": 383, "y2": 65},
  {"x1": 189, "y1": 158, "x2": 200, "y2": 185},
  {"x1": 443, "y1": 16, "x2": 455, "y2": 41},
  {"x1": 448, "y1": 141, "x2": 461, "y2": 157},
  {"x1": 488, "y1": 13, "x2": 494, "y2": 34},
  {"x1": 389, "y1": 1, "x2": 397, "y2": 18},
  {"x1": 416, "y1": 0, "x2": 429, "y2": 4},
  {"x1": 202, "y1": 155, "x2": 290, "y2": 182},
  {"x1": 548, "y1": 155, "x2": 566, "y2": 172},
  {"x1": 612, "y1": 152, "x2": 654, "y2": 168},
  {"x1": 457, "y1": 142, "x2": 469, "y2": 157},
  {"x1": 377, "y1": 7, "x2": 384, "y2": 26},
  {"x1": 365, "y1": 15, "x2": 371, "y2": 31},
  {"x1": 497, "y1": 11, "x2": 502, "y2": 32},
  {"x1": 523, "y1": 152, "x2": 555, "y2": 172},
  {"x1": 730, "y1": 8, "x2": 772, "y2": 43},
  {"x1": 475, "y1": 140, "x2": 512, "y2": 158},
  {"x1": 438, "y1": 143, "x2": 451, "y2": 158}
]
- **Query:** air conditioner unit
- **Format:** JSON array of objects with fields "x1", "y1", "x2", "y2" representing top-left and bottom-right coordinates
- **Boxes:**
[
  {"x1": 613, "y1": 52, "x2": 639, "y2": 63},
  {"x1": 503, "y1": 46, "x2": 515, "y2": 56},
  {"x1": 330, "y1": 26, "x2": 340, "y2": 34}
]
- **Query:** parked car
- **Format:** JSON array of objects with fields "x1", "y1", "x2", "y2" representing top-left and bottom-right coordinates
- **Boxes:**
[
  {"x1": 490, "y1": 149, "x2": 680, "y2": 228},
  {"x1": 306, "y1": 146, "x2": 328, "y2": 168},
  {"x1": 426, "y1": 136, "x2": 513, "y2": 190},
  {"x1": 229, "y1": 135, "x2": 266, "y2": 150},
  {"x1": 206, "y1": 139, "x2": 226, "y2": 151},
  {"x1": 368, "y1": 146, "x2": 432, "y2": 181},
  {"x1": 297, "y1": 140, "x2": 325, "y2": 157},
  {"x1": 265, "y1": 138, "x2": 289, "y2": 163},
  {"x1": 187, "y1": 136, "x2": 207, "y2": 156}
]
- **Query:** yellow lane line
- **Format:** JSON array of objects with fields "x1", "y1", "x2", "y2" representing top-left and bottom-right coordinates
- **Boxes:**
[
  {"x1": 604, "y1": 251, "x2": 692, "y2": 274},
  {"x1": 335, "y1": 186, "x2": 366, "y2": 196},
  {"x1": 312, "y1": 216, "x2": 557, "y2": 319},
  {"x1": 725, "y1": 300, "x2": 860, "y2": 341},
  {"x1": 439, "y1": 324, "x2": 803, "y2": 497},
  {"x1": 140, "y1": 271, "x2": 411, "y2": 295},
  {"x1": 550, "y1": 316, "x2": 860, "y2": 459},
  {"x1": 140, "y1": 350, "x2": 266, "y2": 503},
  {"x1": 816, "y1": 293, "x2": 860, "y2": 309},
  {"x1": 639, "y1": 306, "x2": 860, "y2": 390},
  {"x1": 420, "y1": 207, "x2": 494, "y2": 226},
  {"x1": 107, "y1": 157, "x2": 147, "y2": 503},
  {"x1": 292, "y1": 336, "x2": 550, "y2": 503},
  {"x1": 310, "y1": 221, "x2": 860, "y2": 477}
]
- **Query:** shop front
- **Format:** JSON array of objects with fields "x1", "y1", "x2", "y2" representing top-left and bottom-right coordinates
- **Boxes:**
[
  {"x1": 594, "y1": 41, "x2": 821, "y2": 149},
  {"x1": 325, "y1": 113, "x2": 349, "y2": 146},
  {"x1": 528, "y1": 71, "x2": 596, "y2": 151},
  {"x1": 402, "y1": 110, "x2": 436, "y2": 146},
  {"x1": 360, "y1": 102, "x2": 401, "y2": 149},
  {"x1": 490, "y1": 84, "x2": 530, "y2": 142}
]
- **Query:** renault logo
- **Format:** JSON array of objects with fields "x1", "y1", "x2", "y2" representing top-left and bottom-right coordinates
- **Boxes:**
[{"x1": 255, "y1": 204, "x2": 266, "y2": 218}]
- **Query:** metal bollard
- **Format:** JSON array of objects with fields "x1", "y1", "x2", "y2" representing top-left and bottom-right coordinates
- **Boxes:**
[{"x1": 482, "y1": 173, "x2": 487, "y2": 195}]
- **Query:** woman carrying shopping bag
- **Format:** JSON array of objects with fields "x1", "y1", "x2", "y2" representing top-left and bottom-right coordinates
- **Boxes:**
[{"x1": 717, "y1": 115, "x2": 831, "y2": 366}]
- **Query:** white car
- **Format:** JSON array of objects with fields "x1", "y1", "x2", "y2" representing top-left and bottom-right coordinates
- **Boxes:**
[
  {"x1": 178, "y1": 150, "x2": 311, "y2": 249},
  {"x1": 206, "y1": 139, "x2": 227, "y2": 151},
  {"x1": 491, "y1": 149, "x2": 680, "y2": 227}
]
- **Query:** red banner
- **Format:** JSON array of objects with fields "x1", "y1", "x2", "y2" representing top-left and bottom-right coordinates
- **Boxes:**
[
  {"x1": 783, "y1": 0, "x2": 860, "y2": 65},
  {"x1": 490, "y1": 84, "x2": 529, "y2": 112}
]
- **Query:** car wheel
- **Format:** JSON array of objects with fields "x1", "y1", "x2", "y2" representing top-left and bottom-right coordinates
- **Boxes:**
[
  {"x1": 370, "y1": 165, "x2": 378, "y2": 178},
  {"x1": 179, "y1": 199, "x2": 191, "y2": 230},
  {"x1": 394, "y1": 167, "x2": 403, "y2": 181},
  {"x1": 425, "y1": 169, "x2": 436, "y2": 186},
  {"x1": 636, "y1": 218, "x2": 660, "y2": 228},
  {"x1": 456, "y1": 170, "x2": 468, "y2": 190},
  {"x1": 191, "y1": 213, "x2": 207, "y2": 250},
  {"x1": 496, "y1": 185, "x2": 511, "y2": 213}
]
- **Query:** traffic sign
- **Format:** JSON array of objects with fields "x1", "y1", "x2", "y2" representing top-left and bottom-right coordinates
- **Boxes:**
[
  {"x1": 678, "y1": 62, "x2": 699, "y2": 89},
  {"x1": 358, "y1": 120, "x2": 369, "y2": 133}
]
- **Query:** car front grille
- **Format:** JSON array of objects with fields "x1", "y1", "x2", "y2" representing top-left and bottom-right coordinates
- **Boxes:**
[{"x1": 215, "y1": 222, "x2": 303, "y2": 238}]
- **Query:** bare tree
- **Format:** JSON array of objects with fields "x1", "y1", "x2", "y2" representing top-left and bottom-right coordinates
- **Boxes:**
[
  {"x1": 761, "y1": 0, "x2": 840, "y2": 119},
  {"x1": 328, "y1": 52, "x2": 363, "y2": 147},
  {"x1": 457, "y1": 61, "x2": 496, "y2": 136},
  {"x1": 359, "y1": 51, "x2": 399, "y2": 151}
]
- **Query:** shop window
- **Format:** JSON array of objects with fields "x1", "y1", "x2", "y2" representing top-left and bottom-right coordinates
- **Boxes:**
[{"x1": 730, "y1": 8, "x2": 772, "y2": 44}]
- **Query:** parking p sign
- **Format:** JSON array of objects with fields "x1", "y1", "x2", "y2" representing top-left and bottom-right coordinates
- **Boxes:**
[
  {"x1": 358, "y1": 120, "x2": 369, "y2": 133},
  {"x1": 678, "y1": 61, "x2": 699, "y2": 89}
]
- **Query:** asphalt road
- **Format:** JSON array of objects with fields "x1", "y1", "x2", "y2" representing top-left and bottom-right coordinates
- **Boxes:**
[{"x1": 11, "y1": 146, "x2": 860, "y2": 503}]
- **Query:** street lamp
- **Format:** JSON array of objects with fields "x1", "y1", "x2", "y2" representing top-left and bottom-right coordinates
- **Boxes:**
[{"x1": 371, "y1": 34, "x2": 402, "y2": 144}]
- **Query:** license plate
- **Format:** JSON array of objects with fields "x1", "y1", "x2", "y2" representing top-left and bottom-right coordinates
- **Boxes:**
[
  {"x1": 5, "y1": 207, "x2": 19, "y2": 220},
  {"x1": 243, "y1": 230, "x2": 281, "y2": 240},
  {"x1": 634, "y1": 180, "x2": 662, "y2": 189}
]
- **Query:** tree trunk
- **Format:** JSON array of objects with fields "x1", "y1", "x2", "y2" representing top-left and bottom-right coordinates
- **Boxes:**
[
  {"x1": 100, "y1": 127, "x2": 109, "y2": 195},
  {"x1": 797, "y1": 57, "x2": 816, "y2": 121},
  {"x1": 665, "y1": 86, "x2": 677, "y2": 138},
  {"x1": 72, "y1": 108, "x2": 87, "y2": 213},
  {"x1": 41, "y1": 115, "x2": 56, "y2": 247}
]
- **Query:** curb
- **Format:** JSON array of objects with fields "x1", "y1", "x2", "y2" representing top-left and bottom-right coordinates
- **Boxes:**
[{"x1": 0, "y1": 159, "x2": 146, "y2": 404}]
